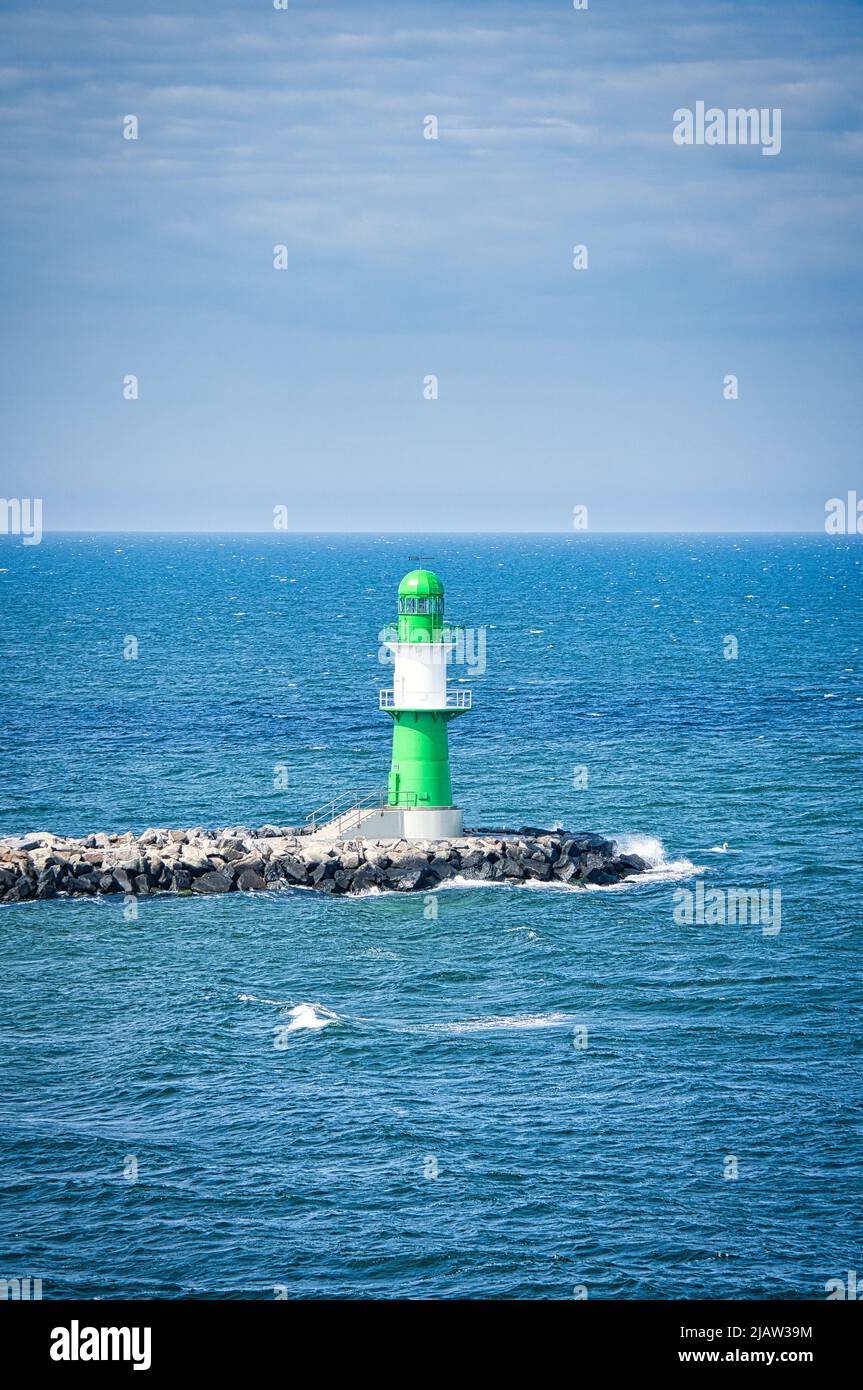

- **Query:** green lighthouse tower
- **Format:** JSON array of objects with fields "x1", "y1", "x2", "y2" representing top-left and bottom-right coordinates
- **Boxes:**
[{"x1": 378, "y1": 569, "x2": 471, "y2": 839}]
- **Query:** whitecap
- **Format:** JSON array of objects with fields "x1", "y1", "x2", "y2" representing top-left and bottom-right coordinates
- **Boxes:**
[{"x1": 283, "y1": 1003, "x2": 338, "y2": 1032}]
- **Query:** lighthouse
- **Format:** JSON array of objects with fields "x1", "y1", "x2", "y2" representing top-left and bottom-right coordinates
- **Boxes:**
[
  {"x1": 306, "y1": 568, "x2": 471, "y2": 840},
  {"x1": 379, "y1": 569, "x2": 470, "y2": 838}
]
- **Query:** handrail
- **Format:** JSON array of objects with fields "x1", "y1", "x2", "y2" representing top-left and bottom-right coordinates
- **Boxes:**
[
  {"x1": 379, "y1": 688, "x2": 472, "y2": 710},
  {"x1": 304, "y1": 787, "x2": 388, "y2": 830}
]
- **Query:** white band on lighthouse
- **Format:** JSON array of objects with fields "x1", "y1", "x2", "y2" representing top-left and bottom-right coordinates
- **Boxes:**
[{"x1": 385, "y1": 639, "x2": 455, "y2": 709}]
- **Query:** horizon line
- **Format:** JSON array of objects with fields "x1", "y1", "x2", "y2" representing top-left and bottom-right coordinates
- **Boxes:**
[{"x1": 3, "y1": 528, "x2": 843, "y2": 538}]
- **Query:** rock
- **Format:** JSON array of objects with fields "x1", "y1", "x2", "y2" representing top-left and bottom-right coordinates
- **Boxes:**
[
  {"x1": 315, "y1": 875, "x2": 340, "y2": 893},
  {"x1": 139, "y1": 828, "x2": 165, "y2": 846},
  {"x1": 236, "y1": 868, "x2": 267, "y2": 892},
  {"x1": 178, "y1": 848, "x2": 212, "y2": 874},
  {"x1": 18, "y1": 834, "x2": 56, "y2": 851},
  {"x1": 391, "y1": 861, "x2": 435, "y2": 891},
  {"x1": 277, "y1": 856, "x2": 307, "y2": 882},
  {"x1": 190, "y1": 870, "x2": 233, "y2": 894},
  {"x1": 233, "y1": 855, "x2": 265, "y2": 876},
  {"x1": 614, "y1": 853, "x2": 648, "y2": 877},
  {"x1": 6, "y1": 878, "x2": 34, "y2": 900},
  {"x1": 218, "y1": 840, "x2": 249, "y2": 860},
  {"x1": 112, "y1": 868, "x2": 135, "y2": 893},
  {"x1": 351, "y1": 863, "x2": 382, "y2": 890},
  {"x1": 582, "y1": 867, "x2": 618, "y2": 886}
]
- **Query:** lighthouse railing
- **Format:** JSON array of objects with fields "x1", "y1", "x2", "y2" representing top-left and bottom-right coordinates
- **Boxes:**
[{"x1": 379, "y1": 688, "x2": 472, "y2": 710}]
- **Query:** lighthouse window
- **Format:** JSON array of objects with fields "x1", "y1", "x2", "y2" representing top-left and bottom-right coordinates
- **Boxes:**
[
  {"x1": 417, "y1": 599, "x2": 428, "y2": 613},
  {"x1": 402, "y1": 598, "x2": 416, "y2": 613}
]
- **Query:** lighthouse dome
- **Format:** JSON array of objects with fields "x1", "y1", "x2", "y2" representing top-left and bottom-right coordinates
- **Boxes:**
[
  {"x1": 396, "y1": 569, "x2": 445, "y2": 638},
  {"x1": 398, "y1": 569, "x2": 444, "y2": 600}
]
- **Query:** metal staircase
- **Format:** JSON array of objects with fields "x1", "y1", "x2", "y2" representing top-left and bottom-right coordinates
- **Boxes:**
[{"x1": 304, "y1": 788, "x2": 389, "y2": 837}]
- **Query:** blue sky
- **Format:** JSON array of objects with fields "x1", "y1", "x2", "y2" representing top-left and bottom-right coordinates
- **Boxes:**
[{"x1": 1, "y1": 0, "x2": 861, "y2": 531}]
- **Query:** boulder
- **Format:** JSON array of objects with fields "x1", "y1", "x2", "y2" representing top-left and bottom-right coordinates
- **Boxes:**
[
  {"x1": 190, "y1": 870, "x2": 233, "y2": 894},
  {"x1": 6, "y1": 878, "x2": 34, "y2": 901},
  {"x1": 178, "y1": 848, "x2": 212, "y2": 874},
  {"x1": 236, "y1": 868, "x2": 267, "y2": 892},
  {"x1": 614, "y1": 853, "x2": 648, "y2": 877},
  {"x1": 277, "y1": 856, "x2": 308, "y2": 882},
  {"x1": 139, "y1": 828, "x2": 165, "y2": 846},
  {"x1": 581, "y1": 867, "x2": 618, "y2": 886},
  {"x1": 351, "y1": 863, "x2": 383, "y2": 891}
]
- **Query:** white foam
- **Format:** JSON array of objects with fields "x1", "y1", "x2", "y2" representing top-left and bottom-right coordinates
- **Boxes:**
[
  {"x1": 239, "y1": 995, "x2": 339, "y2": 1033},
  {"x1": 612, "y1": 833, "x2": 666, "y2": 865},
  {"x1": 283, "y1": 1003, "x2": 338, "y2": 1032},
  {"x1": 612, "y1": 833, "x2": 703, "y2": 884}
]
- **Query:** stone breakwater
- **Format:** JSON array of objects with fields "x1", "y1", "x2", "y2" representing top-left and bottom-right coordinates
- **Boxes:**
[{"x1": 0, "y1": 824, "x2": 649, "y2": 903}]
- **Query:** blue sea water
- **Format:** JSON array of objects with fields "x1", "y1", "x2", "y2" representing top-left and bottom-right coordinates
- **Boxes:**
[{"x1": 0, "y1": 532, "x2": 860, "y2": 1300}]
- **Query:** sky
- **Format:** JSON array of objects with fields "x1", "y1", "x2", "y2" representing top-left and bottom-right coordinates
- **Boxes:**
[{"x1": 0, "y1": 0, "x2": 861, "y2": 532}]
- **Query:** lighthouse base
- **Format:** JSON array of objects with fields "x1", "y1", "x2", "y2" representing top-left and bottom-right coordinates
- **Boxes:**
[{"x1": 312, "y1": 805, "x2": 464, "y2": 842}]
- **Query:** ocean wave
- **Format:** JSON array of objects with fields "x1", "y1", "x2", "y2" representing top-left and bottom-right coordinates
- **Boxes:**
[
  {"x1": 283, "y1": 1003, "x2": 339, "y2": 1032},
  {"x1": 240, "y1": 996, "x2": 339, "y2": 1032},
  {"x1": 611, "y1": 834, "x2": 703, "y2": 884}
]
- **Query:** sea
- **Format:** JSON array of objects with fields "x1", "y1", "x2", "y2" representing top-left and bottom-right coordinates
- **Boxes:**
[{"x1": 0, "y1": 532, "x2": 860, "y2": 1299}]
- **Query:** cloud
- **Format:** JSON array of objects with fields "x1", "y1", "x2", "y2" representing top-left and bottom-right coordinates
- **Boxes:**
[{"x1": 0, "y1": 0, "x2": 859, "y2": 328}]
